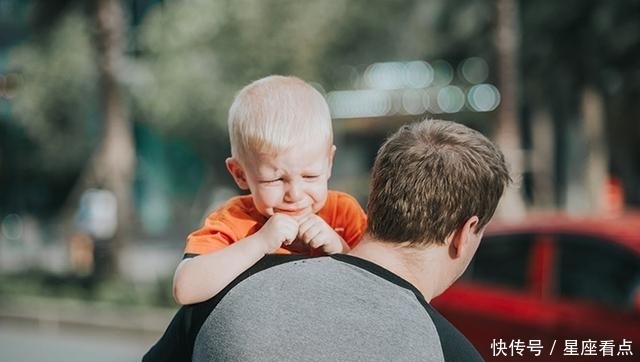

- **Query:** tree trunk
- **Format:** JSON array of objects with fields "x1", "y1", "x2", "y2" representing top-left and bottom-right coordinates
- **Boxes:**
[
  {"x1": 88, "y1": 0, "x2": 136, "y2": 279},
  {"x1": 529, "y1": 106, "x2": 555, "y2": 210},
  {"x1": 581, "y1": 87, "x2": 608, "y2": 214},
  {"x1": 493, "y1": 0, "x2": 527, "y2": 220}
]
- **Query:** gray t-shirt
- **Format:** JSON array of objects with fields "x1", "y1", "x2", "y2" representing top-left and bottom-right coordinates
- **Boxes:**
[{"x1": 192, "y1": 255, "x2": 483, "y2": 362}]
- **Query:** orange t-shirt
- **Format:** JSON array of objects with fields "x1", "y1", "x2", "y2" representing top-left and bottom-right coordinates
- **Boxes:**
[{"x1": 184, "y1": 190, "x2": 367, "y2": 256}]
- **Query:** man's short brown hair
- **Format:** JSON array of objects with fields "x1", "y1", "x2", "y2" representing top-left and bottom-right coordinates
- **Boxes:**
[{"x1": 366, "y1": 119, "x2": 511, "y2": 246}]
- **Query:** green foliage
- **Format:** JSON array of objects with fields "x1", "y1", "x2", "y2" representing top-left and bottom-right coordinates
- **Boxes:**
[
  {"x1": 6, "y1": 0, "x2": 640, "y2": 217},
  {"x1": 9, "y1": 11, "x2": 99, "y2": 176},
  {"x1": 521, "y1": 0, "x2": 640, "y2": 95},
  {"x1": 130, "y1": 0, "x2": 353, "y2": 152},
  {"x1": 2, "y1": 0, "x2": 503, "y2": 217},
  {"x1": 129, "y1": 0, "x2": 228, "y2": 140},
  {"x1": 0, "y1": 270, "x2": 176, "y2": 307},
  {"x1": 129, "y1": 0, "x2": 496, "y2": 151},
  {"x1": 8, "y1": 0, "x2": 498, "y2": 172}
]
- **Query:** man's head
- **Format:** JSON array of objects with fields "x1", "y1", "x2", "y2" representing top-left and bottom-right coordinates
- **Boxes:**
[
  {"x1": 366, "y1": 119, "x2": 511, "y2": 246},
  {"x1": 225, "y1": 75, "x2": 336, "y2": 219}
]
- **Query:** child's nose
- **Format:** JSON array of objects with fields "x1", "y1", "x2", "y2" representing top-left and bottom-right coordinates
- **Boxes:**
[{"x1": 284, "y1": 181, "x2": 304, "y2": 202}]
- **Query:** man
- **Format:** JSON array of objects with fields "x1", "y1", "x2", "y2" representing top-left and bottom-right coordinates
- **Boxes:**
[{"x1": 143, "y1": 118, "x2": 511, "y2": 362}]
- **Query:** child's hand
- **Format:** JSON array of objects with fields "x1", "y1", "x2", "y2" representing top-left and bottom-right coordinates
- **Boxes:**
[
  {"x1": 257, "y1": 213, "x2": 299, "y2": 254},
  {"x1": 297, "y1": 215, "x2": 348, "y2": 254}
]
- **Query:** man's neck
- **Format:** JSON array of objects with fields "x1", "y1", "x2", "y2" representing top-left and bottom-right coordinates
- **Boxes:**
[{"x1": 348, "y1": 238, "x2": 446, "y2": 302}]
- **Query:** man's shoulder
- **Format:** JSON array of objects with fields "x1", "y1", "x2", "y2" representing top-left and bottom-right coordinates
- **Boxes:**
[
  {"x1": 250, "y1": 254, "x2": 310, "y2": 271},
  {"x1": 185, "y1": 256, "x2": 310, "y2": 335},
  {"x1": 193, "y1": 255, "x2": 458, "y2": 362},
  {"x1": 219, "y1": 254, "x2": 310, "y2": 291}
]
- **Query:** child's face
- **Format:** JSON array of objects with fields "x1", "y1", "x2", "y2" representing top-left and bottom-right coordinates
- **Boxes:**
[{"x1": 226, "y1": 140, "x2": 335, "y2": 220}]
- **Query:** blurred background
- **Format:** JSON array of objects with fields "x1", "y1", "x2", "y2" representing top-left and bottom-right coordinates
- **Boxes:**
[{"x1": 0, "y1": 0, "x2": 639, "y2": 360}]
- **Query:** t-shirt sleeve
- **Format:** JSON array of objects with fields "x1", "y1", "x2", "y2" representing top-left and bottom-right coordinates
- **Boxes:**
[
  {"x1": 423, "y1": 302, "x2": 485, "y2": 362},
  {"x1": 184, "y1": 213, "x2": 236, "y2": 255}
]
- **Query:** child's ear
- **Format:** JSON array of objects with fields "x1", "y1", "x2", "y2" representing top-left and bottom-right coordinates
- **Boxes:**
[
  {"x1": 225, "y1": 158, "x2": 249, "y2": 190},
  {"x1": 327, "y1": 145, "x2": 336, "y2": 178}
]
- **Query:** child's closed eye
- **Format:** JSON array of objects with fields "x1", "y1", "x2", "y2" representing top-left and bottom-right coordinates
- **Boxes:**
[{"x1": 260, "y1": 178, "x2": 283, "y2": 184}]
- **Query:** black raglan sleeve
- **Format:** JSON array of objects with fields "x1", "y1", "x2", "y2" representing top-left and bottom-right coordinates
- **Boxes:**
[{"x1": 423, "y1": 304, "x2": 485, "y2": 362}]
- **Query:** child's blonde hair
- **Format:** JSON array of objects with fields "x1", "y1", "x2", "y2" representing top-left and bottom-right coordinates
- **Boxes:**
[{"x1": 228, "y1": 75, "x2": 333, "y2": 164}]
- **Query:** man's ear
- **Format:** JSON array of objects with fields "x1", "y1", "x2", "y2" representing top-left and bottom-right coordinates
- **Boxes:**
[
  {"x1": 225, "y1": 158, "x2": 249, "y2": 190},
  {"x1": 449, "y1": 216, "x2": 480, "y2": 258}
]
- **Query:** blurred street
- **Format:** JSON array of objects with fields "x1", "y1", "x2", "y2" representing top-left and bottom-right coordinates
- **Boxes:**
[
  {"x1": 0, "y1": 320, "x2": 157, "y2": 362},
  {"x1": 0, "y1": 295, "x2": 175, "y2": 362}
]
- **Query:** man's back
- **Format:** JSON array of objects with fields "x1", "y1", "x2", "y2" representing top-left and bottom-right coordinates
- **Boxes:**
[{"x1": 193, "y1": 255, "x2": 482, "y2": 362}]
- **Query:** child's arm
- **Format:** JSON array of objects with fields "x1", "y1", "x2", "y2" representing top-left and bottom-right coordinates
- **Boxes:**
[
  {"x1": 173, "y1": 214, "x2": 299, "y2": 305},
  {"x1": 297, "y1": 214, "x2": 351, "y2": 254}
]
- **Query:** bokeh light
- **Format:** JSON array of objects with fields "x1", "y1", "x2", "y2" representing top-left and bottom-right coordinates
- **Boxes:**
[
  {"x1": 431, "y1": 59, "x2": 454, "y2": 86},
  {"x1": 402, "y1": 89, "x2": 427, "y2": 115},
  {"x1": 467, "y1": 83, "x2": 501, "y2": 112},
  {"x1": 460, "y1": 57, "x2": 489, "y2": 84},
  {"x1": 1, "y1": 213, "x2": 23, "y2": 240},
  {"x1": 404, "y1": 60, "x2": 434, "y2": 88},
  {"x1": 327, "y1": 89, "x2": 392, "y2": 118},
  {"x1": 328, "y1": 58, "x2": 496, "y2": 117},
  {"x1": 437, "y1": 86, "x2": 465, "y2": 113},
  {"x1": 364, "y1": 62, "x2": 407, "y2": 90}
]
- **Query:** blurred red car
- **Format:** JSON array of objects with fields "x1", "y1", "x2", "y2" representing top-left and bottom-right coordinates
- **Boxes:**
[{"x1": 432, "y1": 212, "x2": 640, "y2": 361}]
